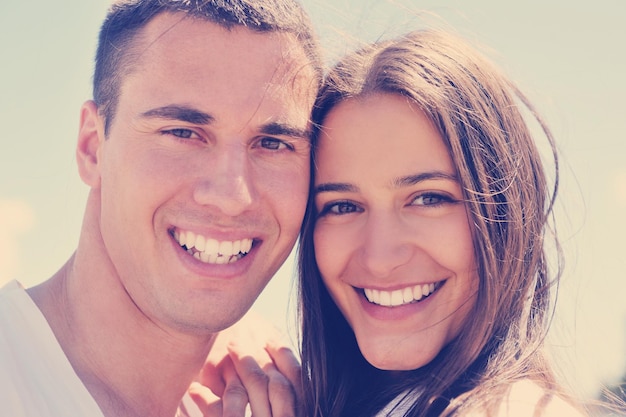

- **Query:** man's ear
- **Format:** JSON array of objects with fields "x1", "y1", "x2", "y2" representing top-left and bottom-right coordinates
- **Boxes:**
[{"x1": 76, "y1": 100, "x2": 105, "y2": 188}]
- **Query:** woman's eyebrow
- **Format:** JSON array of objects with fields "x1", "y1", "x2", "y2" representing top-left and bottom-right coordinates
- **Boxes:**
[
  {"x1": 140, "y1": 105, "x2": 214, "y2": 125},
  {"x1": 314, "y1": 182, "x2": 358, "y2": 195},
  {"x1": 314, "y1": 172, "x2": 458, "y2": 196},
  {"x1": 392, "y1": 172, "x2": 458, "y2": 188}
]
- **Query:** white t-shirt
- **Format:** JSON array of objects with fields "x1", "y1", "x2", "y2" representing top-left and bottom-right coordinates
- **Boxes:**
[{"x1": 0, "y1": 280, "x2": 105, "y2": 416}]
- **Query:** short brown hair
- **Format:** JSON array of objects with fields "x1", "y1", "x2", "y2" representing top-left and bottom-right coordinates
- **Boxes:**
[{"x1": 93, "y1": 0, "x2": 322, "y2": 134}]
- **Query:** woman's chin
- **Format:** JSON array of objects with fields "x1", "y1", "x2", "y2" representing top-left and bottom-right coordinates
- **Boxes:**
[{"x1": 359, "y1": 344, "x2": 435, "y2": 372}]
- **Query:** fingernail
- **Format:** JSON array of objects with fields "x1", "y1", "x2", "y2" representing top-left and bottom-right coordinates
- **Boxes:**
[
  {"x1": 188, "y1": 381, "x2": 203, "y2": 393},
  {"x1": 226, "y1": 340, "x2": 240, "y2": 355}
]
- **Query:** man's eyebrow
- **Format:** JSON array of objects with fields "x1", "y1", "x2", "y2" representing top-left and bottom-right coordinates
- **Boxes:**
[
  {"x1": 140, "y1": 105, "x2": 214, "y2": 125},
  {"x1": 260, "y1": 121, "x2": 310, "y2": 139}
]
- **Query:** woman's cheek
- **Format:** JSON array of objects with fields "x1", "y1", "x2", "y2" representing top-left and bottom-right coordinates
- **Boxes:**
[{"x1": 314, "y1": 223, "x2": 344, "y2": 280}]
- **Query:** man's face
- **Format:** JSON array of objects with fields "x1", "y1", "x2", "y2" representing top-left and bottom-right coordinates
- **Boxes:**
[{"x1": 90, "y1": 13, "x2": 316, "y2": 334}]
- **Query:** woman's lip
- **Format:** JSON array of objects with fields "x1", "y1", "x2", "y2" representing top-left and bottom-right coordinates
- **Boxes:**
[
  {"x1": 355, "y1": 281, "x2": 445, "y2": 321},
  {"x1": 358, "y1": 280, "x2": 446, "y2": 308}
]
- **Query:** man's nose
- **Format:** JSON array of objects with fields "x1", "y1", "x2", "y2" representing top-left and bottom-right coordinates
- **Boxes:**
[{"x1": 192, "y1": 144, "x2": 255, "y2": 217}]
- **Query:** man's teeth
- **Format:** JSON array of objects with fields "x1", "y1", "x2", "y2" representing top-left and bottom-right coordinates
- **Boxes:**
[
  {"x1": 363, "y1": 283, "x2": 437, "y2": 307},
  {"x1": 174, "y1": 230, "x2": 253, "y2": 264}
]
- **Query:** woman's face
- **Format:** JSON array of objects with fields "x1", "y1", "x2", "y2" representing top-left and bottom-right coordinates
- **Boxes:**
[{"x1": 313, "y1": 93, "x2": 479, "y2": 371}]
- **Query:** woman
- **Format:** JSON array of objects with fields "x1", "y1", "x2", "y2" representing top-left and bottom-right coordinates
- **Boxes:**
[{"x1": 296, "y1": 29, "x2": 586, "y2": 417}]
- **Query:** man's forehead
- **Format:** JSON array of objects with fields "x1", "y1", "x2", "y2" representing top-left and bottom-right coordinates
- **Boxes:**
[
  {"x1": 116, "y1": 12, "x2": 317, "y2": 127},
  {"x1": 137, "y1": 13, "x2": 303, "y2": 59},
  {"x1": 131, "y1": 12, "x2": 316, "y2": 87}
]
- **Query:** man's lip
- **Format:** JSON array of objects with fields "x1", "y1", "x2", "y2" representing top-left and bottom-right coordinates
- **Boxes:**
[{"x1": 169, "y1": 227, "x2": 258, "y2": 265}]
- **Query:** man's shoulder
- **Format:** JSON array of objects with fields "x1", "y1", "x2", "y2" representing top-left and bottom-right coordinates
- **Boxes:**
[
  {"x1": 0, "y1": 280, "x2": 105, "y2": 416},
  {"x1": 0, "y1": 279, "x2": 40, "y2": 327},
  {"x1": 0, "y1": 279, "x2": 24, "y2": 295},
  {"x1": 0, "y1": 279, "x2": 30, "y2": 324}
]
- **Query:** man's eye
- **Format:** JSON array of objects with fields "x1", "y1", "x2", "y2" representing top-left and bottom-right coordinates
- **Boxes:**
[
  {"x1": 259, "y1": 137, "x2": 292, "y2": 151},
  {"x1": 162, "y1": 128, "x2": 197, "y2": 139}
]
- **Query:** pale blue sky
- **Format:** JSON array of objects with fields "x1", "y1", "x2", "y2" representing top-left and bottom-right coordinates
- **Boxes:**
[{"x1": 1, "y1": 0, "x2": 624, "y2": 401}]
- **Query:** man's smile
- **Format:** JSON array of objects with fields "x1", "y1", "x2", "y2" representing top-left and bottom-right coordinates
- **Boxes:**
[{"x1": 172, "y1": 228, "x2": 253, "y2": 264}]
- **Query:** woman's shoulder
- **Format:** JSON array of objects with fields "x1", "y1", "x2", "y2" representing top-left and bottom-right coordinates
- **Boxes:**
[{"x1": 488, "y1": 379, "x2": 587, "y2": 417}]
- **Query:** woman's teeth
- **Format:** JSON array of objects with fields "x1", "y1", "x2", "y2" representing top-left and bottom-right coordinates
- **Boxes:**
[
  {"x1": 363, "y1": 282, "x2": 438, "y2": 307},
  {"x1": 174, "y1": 229, "x2": 253, "y2": 264}
]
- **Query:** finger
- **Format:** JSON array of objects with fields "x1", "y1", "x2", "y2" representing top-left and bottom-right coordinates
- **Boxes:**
[
  {"x1": 220, "y1": 357, "x2": 252, "y2": 417},
  {"x1": 197, "y1": 354, "x2": 228, "y2": 397},
  {"x1": 265, "y1": 341, "x2": 303, "y2": 401},
  {"x1": 197, "y1": 332, "x2": 232, "y2": 397},
  {"x1": 228, "y1": 342, "x2": 272, "y2": 417},
  {"x1": 225, "y1": 309, "x2": 283, "y2": 368},
  {"x1": 187, "y1": 382, "x2": 223, "y2": 417},
  {"x1": 263, "y1": 362, "x2": 299, "y2": 417}
]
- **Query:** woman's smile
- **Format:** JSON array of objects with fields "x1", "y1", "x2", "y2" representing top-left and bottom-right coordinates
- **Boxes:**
[{"x1": 360, "y1": 280, "x2": 444, "y2": 307}]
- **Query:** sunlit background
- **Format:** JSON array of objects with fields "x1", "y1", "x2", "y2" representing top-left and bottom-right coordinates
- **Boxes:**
[{"x1": 1, "y1": 0, "x2": 624, "y2": 405}]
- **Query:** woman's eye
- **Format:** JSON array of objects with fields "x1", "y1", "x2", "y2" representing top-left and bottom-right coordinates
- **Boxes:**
[
  {"x1": 162, "y1": 128, "x2": 198, "y2": 140},
  {"x1": 259, "y1": 137, "x2": 293, "y2": 151},
  {"x1": 411, "y1": 193, "x2": 453, "y2": 207},
  {"x1": 319, "y1": 201, "x2": 361, "y2": 216}
]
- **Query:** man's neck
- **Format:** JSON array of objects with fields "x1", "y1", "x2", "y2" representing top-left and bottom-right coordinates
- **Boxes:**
[{"x1": 27, "y1": 254, "x2": 217, "y2": 417}]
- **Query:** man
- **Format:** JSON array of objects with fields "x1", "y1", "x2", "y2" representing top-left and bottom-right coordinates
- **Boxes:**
[{"x1": 0, "y1": 1, "x2": 321, "y2": 416}]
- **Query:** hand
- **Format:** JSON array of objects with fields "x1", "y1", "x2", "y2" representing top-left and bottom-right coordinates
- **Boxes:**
[
  {"x1": 186, "y1": 358, "x2": 249, "y2": 417},
  {"x1": 188, "y1": 310, "x2": 303, "y2": 417}
]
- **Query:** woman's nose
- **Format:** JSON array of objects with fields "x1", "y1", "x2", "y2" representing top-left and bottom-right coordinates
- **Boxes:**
[{"x1": 357, "y1": 211, "x2": 413, "y2": 278}]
